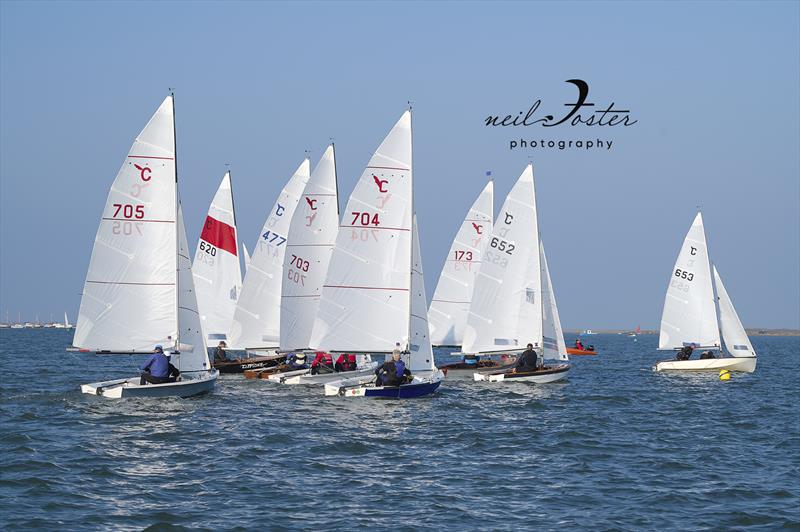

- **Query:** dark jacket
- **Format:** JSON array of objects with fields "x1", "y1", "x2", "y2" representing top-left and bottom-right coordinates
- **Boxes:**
[
  {"x1": 676, "y1": 346, "x2": 694, "y2": 361},
  {"x1": 515, "y1": 349, "x2": 539, "y2": 372},
  {"x1": 375, "y1": 359, "x2": 411, "y2": 386}
]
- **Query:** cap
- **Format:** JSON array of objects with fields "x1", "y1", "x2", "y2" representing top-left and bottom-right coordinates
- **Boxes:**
[{"x1": 154, "y1": 345, "x2": 163, "y2": 352}]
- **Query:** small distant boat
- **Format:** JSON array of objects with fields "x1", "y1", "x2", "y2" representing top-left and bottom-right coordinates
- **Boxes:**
[
  {"x1": 628, "y1": 325, "x2": 641, "y2": 337},
  {"x1": 582, "y1": 329, "x2": 597, "y2": 335},
  {"x1": 464, "y1": 164, "x2": 570, "y2": 384},
  {"x1": 566, "y1": 347, "x2": 597, "y2": 356},
  {"x1": 654, "y1": 213, "x2": 757, "y2": 373},
  {"x1": 76, "y1": 95, "x2": 217, "y2": 398},
  {"x1": 316, "y1": 111, "x2": 444, "y2": 398}
]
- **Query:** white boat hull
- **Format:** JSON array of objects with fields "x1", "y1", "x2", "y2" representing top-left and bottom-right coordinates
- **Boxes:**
[
  {"x1": 81, "y1": 370, "x2": 218, "y2": 398},
  {"x1": 654, "y1": 356, "x2": 756, "y2": 373},
  {"x1": 271, "y1": 364, "x2": 378, "y2": 385},
  {"x1": 474, "y1": 363, "x2": 570, "y2": 383}
]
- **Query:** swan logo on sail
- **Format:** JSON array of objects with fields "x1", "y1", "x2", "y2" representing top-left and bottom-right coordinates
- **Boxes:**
[
  {"x1": 503, "y1": 212, "x2": 514, "y2": 225},
  {"x1": 275, "y1": 203, "x2": 285, "y2": 216},
  {"x1": 133, "y1": 164, "x2": 152, "y2": 181},
  {"x1": 372, "y1": 175, "x2": 389, "y2": 193},
  {"x1": 305, "y1": 197, "x2": 318, "y2": 210},
  {"x1": 472, "y1": 222, "x2": 483, "y2": 235}
]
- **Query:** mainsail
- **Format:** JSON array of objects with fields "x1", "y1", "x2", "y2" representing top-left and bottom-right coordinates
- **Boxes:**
[
  {"x1": 713, "y1": 266, "x2": 757, "y2": 358},
  {"x1": 73, "y1": 96, "x2": 177, "y2": 351},
  {"x1": 192, "y1": 171, "x2": 242, "y2": 342},
  {"x1": 658, "y1": 212, "x2": 720, "y2": 349},
  {"x1": 280, "y1": 145, "x2": 339, "y2": 352},
  {"x1": 309, "y1": 111, "x2": 413, "y2": 353},
  {"x1": 228, "y1": 160, "x2": 310, "y2": 349},
  {"x1": 428, "y1": 180, "x2": 493, "y2": 346},
  {"x1": 462, "y1": 164, "x2": 541, "y2": 354}
]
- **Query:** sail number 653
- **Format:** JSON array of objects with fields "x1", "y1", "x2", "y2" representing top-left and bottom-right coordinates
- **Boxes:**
[{"x1": 674, "y1": 268, "x2": 694, "y2": 281}]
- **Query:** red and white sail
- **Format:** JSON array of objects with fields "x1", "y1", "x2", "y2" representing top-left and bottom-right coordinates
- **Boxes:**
[
  {"x1": 280, "y1": 145, "x2": 339, "y2": 352},
  {"x1": 73, "y1": 96, "x2": 178, "y2": 351},
  {"x1": 428, "y1": 180, "x2": 493, "y2": 346},
  {"x1": 228, "y1": 160, "x2": 310, "y2": 349},
  {"x1": 192, "y1": 171, "x2": 242, "y2": 343},
  {"x1": 309, "y1": 111, "x2": 413, "y2": 353}
]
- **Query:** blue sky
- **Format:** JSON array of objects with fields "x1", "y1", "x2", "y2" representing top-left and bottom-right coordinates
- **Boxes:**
[{"x1": 1, "y1": 1, "x2": 798, "y2": 329}]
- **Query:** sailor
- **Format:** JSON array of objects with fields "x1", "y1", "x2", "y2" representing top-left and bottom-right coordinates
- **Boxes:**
[
  {"x1": 700, "y1": 350, "x2": 716, "y2": 359},
  {"x1": 335, "y1": 353, "x2": 357, "y2": 372},
  {"x1": 286, "y1": 352, "x2": 308, "y2": 370},
  {"x1": 512, "y1": 343, "x2": 539, "y2": 373},
  {"x1": 213, "y1": 341, "x2": 228, "y2": 363},
  {"x1": 575, "y1": 338, "x2": 584, "y2": 350},
  {"x1": 310, "y1": 351, "x2": 335, "y2": 374},
  {"x1": 139, "y1": 345, "x2": 180, "y2": 385},
  {"x1": 676, "y1": 345, "x2": 694, "y2": 361},
  {"x1": 375, "y1": 348, "x2": 411, "y2": 387}
]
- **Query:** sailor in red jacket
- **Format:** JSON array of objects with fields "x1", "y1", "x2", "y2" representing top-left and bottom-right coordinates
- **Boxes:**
[
  {"x1": 310, "y1": 351, "x2": 334, "y2": 374},
  {"x1": 335, "y1": 353, "x2": 357, "y2": 372}
]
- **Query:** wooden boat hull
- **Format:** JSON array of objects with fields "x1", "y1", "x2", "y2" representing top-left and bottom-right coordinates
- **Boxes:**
[
  {"x1": 213, "y1": 354, "x2": 285, "y2": 374},
  {"x1": 81, "y1": 370, "x2": 218, "y2": 398},
  {"x1": 654, "y1": 356, "x2": 756, "y2": 373},
  {"x1": 324, "y1": 370, "x2": 444, "y2": 398},
  {"x1": 474, "y1": 363, "x2": 570, "y2": 383},
  {"x1": 566, "y1": 348, "x2": 597, "y2": 356}
]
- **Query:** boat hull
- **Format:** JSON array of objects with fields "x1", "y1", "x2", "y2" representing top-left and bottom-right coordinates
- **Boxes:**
[
  {"x1": 566, "y1": 348, "x2": 597, "y2": 356},
  {"x1": 81, "y1": 370, "x2": 218, "y2": 398},
  {"x1": 272, "y1": 364, "x2": 379, "y2": 385},
  {"x1": 654, "y1": 356, "x2": 756, "y2": 373},
  {"x1": 324, "y1": 370, "x2": 444, "y2": 398},
  {"x1": 213, "y1": 354, "x2": 284, "y2": 374},
  {"x1": 474, "y1": 363, "x2": 570, "y2": 383}
]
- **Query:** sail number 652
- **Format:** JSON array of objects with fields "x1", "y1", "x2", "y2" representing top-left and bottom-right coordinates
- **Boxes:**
[{"x1": 489, "y1": 237, "x2": 515, "y2": 255}]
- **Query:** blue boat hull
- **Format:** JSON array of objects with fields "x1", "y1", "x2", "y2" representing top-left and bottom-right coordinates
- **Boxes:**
[{"x1": 363, "y1": 379, "x2": 441, "y2": 398}]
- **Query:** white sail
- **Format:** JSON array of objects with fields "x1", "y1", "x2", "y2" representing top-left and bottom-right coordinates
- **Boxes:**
[
  {"x1": 242, "y1": 243, "x2": 251, "y2": 272},
  {"x1": 463, "y1": 164, "x2": 541, "y2": 354},
  {"x1": 280, "y1": 145, "x2": 339, "y2": 351},
  {"x1": 192, "y1": 171, "x2": 242, "y2": 343},
  {"x1": 73, "y1": 96, "x2": 177, "y2": 351},
  {"x1": 408, "y1": 215, "x2": 435, "y2": 372},
  {"x1": 428, "y1": 180, "x2": 493, "y2": 346},
  {"x1": 659, "y1": 213, "x2": 720, "y2": 349},
  {"x1": 540, "y1": 241, "x2": 568, "y2": 362},
  {"x1": 64, "y1": 312, "x2": 71, "y2": 327},
  {"x1": 309, "y1": 111, "x2": 413, "y2": 353},
  {"x1": 176, "y1": 204, "x2": 211, "y2": 374},
  {"x1": 713, "y1": 266, "x2": 756, "y2": 358},
  {"x1": 228, "y1": 160, "x2": 310, "y2": 349}
]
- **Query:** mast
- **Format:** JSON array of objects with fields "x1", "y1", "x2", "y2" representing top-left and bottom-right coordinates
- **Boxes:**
[
  {"x1": 406, "y1": 105, "x2": 414, "y2": 352},
  {"x1": 171, "y1": 90, "x2": 180, "y2": 350}
]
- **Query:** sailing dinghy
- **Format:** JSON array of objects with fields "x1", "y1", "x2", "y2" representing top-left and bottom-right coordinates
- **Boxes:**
[
  {"x1": 654, "y1": 213, "x2": 757, "y2": 372},
  {"x1": 268, "y1": 144, "x2": 379, "y2": 385},
  {"x1": 223, "y1": 160, "x2": 310, "y2": 372},
  {"x1": 296, "y1": 111, "x2": 442, "y2": 398},
  {"x1": 77, "y1": 96, "x2": 217, "y2": 398},
  {"x1": 467, "y1": 164, "x2": 571, "y2": 383}
]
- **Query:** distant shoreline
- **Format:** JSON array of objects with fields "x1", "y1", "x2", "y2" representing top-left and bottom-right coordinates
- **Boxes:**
[{"x1": 564, "y1": 329, "x2": 800, "y2": 337}]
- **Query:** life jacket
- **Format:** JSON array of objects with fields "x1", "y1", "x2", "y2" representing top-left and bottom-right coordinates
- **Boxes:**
[
  {"x1": 395, "y1": 359, "x2": 406, "y2": 376},
  {"x1": 337, "y1": 354, "x2": 357, "y2": 371},
  {"x1": 312, "y1": 351, "x2": 333, "y2": 367}
]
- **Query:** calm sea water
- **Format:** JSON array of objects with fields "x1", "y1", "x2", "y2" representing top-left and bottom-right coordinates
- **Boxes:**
[{"x1": 1, "y1": 330, "x2": 798, "y2": 530}]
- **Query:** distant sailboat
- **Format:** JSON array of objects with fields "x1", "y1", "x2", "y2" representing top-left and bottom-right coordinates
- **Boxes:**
[
  {"x1": 303, "y1": 111, "x2": 442, "y2": 398},
  {"x1": 428, "y1": 179, "x2": 493, "y2": 348},
  {"x1": 77, "y1": 95, "x2": 217, "y2": 397},
  {"x1": 228, "y1": 160, "x2": 310, "y2": 352},
  {"x1": 192, "y1": 171, "x2": 243, "y2": 345},
  {"x1": 467, "y1": 164, "x2": 570, "y2": 383},
  {"x1": 654, "y1": 213, "x2": 757, "y2": 373}
]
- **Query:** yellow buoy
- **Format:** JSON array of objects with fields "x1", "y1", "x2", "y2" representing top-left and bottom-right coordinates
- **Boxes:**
[{"x1": 719, "y1": 369, "x2": 731, "y2": 381}]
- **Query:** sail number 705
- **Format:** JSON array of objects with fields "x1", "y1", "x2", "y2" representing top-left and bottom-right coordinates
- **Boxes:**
[{"x1": 112, "y1": 203, "x2": 145, "y2": 219}]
